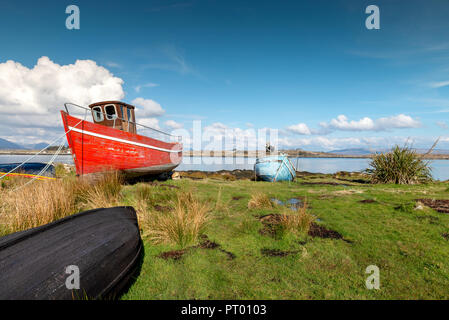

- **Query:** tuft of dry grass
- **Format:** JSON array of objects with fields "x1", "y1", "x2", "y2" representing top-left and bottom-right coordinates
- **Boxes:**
[
  {"x1": 0, "y1": 178, "x2": 78, "y2": 234},
  {"x1": 136, "y1": 191, "x2": 211, "y2": 247},
  {"x1": 0, "y1": 171, "x2": 124, "y2": 235},
  {"x1": 81, "y1": 172, "x2": 123, "y2": 209},
  {"x1": 214, "y1": 187, "x2": 231, "y2": 215},
  {"x1": 279, "y1": 202, "x2": 314, "y2": 235},
  {"x1": 248, "y1": 192, "x2": 273, "y2": 209}
]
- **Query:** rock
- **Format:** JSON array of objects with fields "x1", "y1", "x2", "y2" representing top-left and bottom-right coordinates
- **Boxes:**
[{"x1": 414, "y1": 201, "x2": 425, "y2": 210}]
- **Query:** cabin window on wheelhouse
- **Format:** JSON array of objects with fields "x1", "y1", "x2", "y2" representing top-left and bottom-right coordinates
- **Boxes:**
[
  {"x1": 92, "y1": 106, "x2": 104, "y2": 122},
  {"x1": 127, "y1": 108, "x2": 132, "y2": 124},
  {"x1": 120, "y1": 105, "x2": 124, "y2": 120},
  {"x1": 105, "y1": 104, "x2": 118, "y2": 120}
]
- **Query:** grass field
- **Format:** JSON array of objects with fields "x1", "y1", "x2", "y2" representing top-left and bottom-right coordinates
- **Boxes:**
[
  {"x1": 119, "y1": 173, "x2": 449, "y2": 300},
  {"x1": 1, "y1": 170, "x2": 449, "y2": 299}
]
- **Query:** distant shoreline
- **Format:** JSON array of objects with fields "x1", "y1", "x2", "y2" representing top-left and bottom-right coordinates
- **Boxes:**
[{"x1": 2, "y1": 149, "x2": 449, "y2": 160}]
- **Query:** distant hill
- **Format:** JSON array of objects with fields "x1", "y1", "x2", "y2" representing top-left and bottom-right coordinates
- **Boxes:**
[
  {"x1": 414, "y1": 148, "x2": 449, "y2": 155},
  {"x1": 328, "y1": 148, "x2": 373, "y2": 155},
  {"x1": 0, "y1": 138, "x2": 26, "y2": 150},
  {"x1": 22, "y1": 142, "x2": 50, "y2": 150}
]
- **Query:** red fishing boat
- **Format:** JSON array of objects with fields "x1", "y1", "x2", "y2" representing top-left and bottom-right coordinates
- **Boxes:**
[{"x1": 61, "y1": 101, "x2": 182, "y2": 177}]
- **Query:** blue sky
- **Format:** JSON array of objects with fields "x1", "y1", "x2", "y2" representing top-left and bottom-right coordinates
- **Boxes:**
[{"x1": 1, "y1": 0, "x2": 449, "y2": 150}]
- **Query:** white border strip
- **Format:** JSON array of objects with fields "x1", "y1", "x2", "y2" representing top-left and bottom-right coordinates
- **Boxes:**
[{"x1": 68, "y1": 126, "x2": 181, "y2": 153}]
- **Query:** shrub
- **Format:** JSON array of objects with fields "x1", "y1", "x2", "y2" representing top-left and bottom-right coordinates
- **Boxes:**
[{"x1": 366, "y1": 145, "x2": 433, "y2": 184}]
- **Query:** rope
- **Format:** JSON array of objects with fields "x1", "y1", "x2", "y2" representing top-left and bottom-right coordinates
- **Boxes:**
[
  {"x1": 11, "y1": 139, "x2": 66, "y2": 192},
  {"x1": 285, "y1": 157, "x2": 297, "y2": 180},
  {"x1": 0, "y1": 116, "x2": 84, "y2": 182},
  {"x1": 0, "y1": 116, "x2": 85, "y2": 184}
]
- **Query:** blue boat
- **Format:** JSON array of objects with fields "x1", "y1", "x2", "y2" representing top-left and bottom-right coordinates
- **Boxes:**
[
  {"x1": 0, "y1": 163, "x2": 55, "y2": 178},
  {"x1": 254, "y1": 155, "x2": 296, "y2": 182}
]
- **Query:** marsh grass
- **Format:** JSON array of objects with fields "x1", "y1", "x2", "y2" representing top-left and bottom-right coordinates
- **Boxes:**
[
  {"x1": 279, "y1": 202, "x2": 314, "y2": 235},
  {"x1": 0, "y1": 171, "x2": 124, "y2": 235},
  {"x1": 248, "y1": 192, "x2": 273, "y2": 209},
  {"x1": 366, "y1": 145, "x2": 433, "y2": 184},
  {"x1": 0, "y1": 178, "x2": 78, "y2": 234},
  {"x1": 82, "y1": 172, "x2": 123, "y2": 209},
  {"x1": 137, "y1": 191, "x2": 211, "y2": 247}
]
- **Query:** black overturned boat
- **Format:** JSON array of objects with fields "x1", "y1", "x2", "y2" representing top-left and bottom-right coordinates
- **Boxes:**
[{"x1": 0, "y1": 206, "x2": 142, "y2": 300}]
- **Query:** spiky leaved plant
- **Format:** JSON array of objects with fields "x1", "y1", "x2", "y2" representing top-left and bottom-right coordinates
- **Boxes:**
[{"x1": 366, "y1": 145, "x2": 433, "y2": 184}]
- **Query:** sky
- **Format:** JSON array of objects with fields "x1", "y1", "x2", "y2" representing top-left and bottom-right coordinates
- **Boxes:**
[{"x1": 0, "y1": 0, "x2": 449, "y2": 151}]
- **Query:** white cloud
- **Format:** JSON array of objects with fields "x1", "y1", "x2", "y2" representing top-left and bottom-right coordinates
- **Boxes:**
[
  {"x1": 375, "y1": 114, "x2": 421, "y2": 129},
  {"x1": 0, "y1": 56, "x2": 124, "y2": 143},
  {"x1": 165, "y1": 120, "x2": 183, "y2": 129},
  {"x1": 278, "y1": 136, "x2": 410, "y2": 151},
  {"x1": 135, "y1": 83, "x2": 159, "y2": 92},
  {"x1": 203, "y1": 122, "x2": 228, "y2": 133},
  {"x1": 323, "y1": 115, "x2": 375, "y2": 131},
  {"x1": 429, "y1": 80, "x2": 449, "y2": 88},
  {"x1": 132, "y1": 97, "x2": 165, "y2": 117},
  {"x1": 286, "y1": 123, "x2": 312, "y2": 135},
  {"x1": 319, "y1": 114, "x2": 420, "y2": 132},
  {"x1": 0, "y1": 56, "x2": 124, "y2": 115},
  {"x1": 139, "y1": 118, "x2": 160, "y2": 130},
  {"x1": 105, "y1": 62, "x2": 121, "y2": 68}
]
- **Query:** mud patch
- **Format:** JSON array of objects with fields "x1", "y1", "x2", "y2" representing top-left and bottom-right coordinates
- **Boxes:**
[
  {"x1": 359, "y1": 199, "x2": 376, "y2": 203},
  {"x1": 416, "y1": 199, "x2": 449, "y2": 214},
  {"x1": 198, "y1": 235, "x2": 220, "y2": 249},
  {"x1": 197, "y1": 235, "x2": 236, "y2": 259},
  {"x1": 158, "y1": 236, "x2": 236, "y2": 260},
  {"x1": 261, "y1": 248, "x2": 299, "y2": 257},
  {"x1": 258, "y1": 214, "x2": 283, "y2": 237},
  {"x1": 153, "y1": 205, "x2": 172, "y2": 212},
  {"x1": 219, "y1": 248, "x2": 236, "y2": 260},
  {"x1": 308, "y1": 223, "x2": 343, "y2": 240},
  {"x1": 158, "y1": 249, "x2": 186, "y2": 260}
]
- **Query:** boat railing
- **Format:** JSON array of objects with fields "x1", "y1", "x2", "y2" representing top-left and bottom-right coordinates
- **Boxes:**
[{"x1": 64, "y1": 103, "x2": 182, "y2": 143}]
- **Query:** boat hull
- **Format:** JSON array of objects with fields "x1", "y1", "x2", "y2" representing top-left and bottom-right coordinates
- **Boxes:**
[
  {"x1": 0, "y1": 206, "x2": 142, "y2": 300},
  {"x1": 61, "y1": 111, "x2": 182, "y2": 176},
  {"x1": 254, "y1": 155, "x2": 296, "y2": 182}
]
